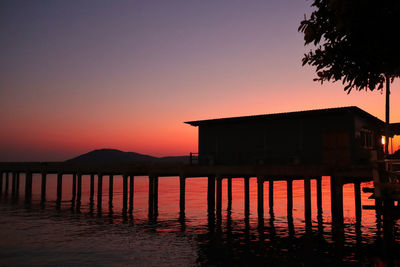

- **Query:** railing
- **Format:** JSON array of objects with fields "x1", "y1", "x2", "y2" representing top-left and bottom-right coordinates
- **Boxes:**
[
  {"x1": 368, "y1": 159, "x2": 400, "y2": 200},
  {"x1": 189, "y1": 153, "x2": 199, "y2": 165},
  {"x1": 384, "y1": 159, "x2": 400, "y2": 183},
  {"x1": 384, "y1": 159, "x2": 400, "y2": 170}
]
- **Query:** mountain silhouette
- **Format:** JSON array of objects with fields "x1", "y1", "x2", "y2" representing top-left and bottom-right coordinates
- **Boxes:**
[{"x1": 66, "y1": 149, "x2": 189, "y2": 164}]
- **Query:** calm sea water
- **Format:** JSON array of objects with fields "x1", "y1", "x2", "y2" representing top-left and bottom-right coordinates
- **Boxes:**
[{"x1": 0, "y1": 175, "x2": 399, "y2": 266}]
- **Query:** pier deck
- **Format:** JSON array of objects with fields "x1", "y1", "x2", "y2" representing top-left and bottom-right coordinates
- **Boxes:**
[{"x1": 0, "y1": 162, "x2": 374, "y2": 180}]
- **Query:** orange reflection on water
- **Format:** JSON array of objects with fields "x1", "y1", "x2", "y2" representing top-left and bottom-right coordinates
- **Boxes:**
[{"x1": 14, "y1": 174, "x2": 380, "y2": 237}]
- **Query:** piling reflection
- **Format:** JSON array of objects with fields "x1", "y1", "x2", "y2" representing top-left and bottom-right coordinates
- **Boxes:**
[
  {"x1": 0, "y1": 174, "x2": 399, "y2": 266},
  {"x1": 97, "y1": 174, "x2": 103, "y2": 212},
  {"x1": 41, "y1": 172, "x2": 46, "y2": 202},
  {"x1": 129, "y1": 175, "x2": 134, "y2": 213},
  {"x1": 179, "y1": 176, "x2": 185, "y2": 219}
]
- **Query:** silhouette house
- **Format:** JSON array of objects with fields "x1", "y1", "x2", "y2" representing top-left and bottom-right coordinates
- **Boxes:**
[{"x1": 186, "y1": 107, "x2": 388, "y2": 166}]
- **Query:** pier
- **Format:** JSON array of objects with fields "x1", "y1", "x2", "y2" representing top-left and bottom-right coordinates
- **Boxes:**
[{"x1": 0, "y1": 161, "x2": 375, "y2": 226}]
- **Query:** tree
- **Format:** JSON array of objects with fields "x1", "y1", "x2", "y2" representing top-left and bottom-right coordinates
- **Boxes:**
[{"x1": 299, "y1": 0, "x2": 400, "y2": 154}]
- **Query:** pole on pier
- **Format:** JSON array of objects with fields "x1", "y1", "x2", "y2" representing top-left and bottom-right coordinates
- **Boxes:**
[
  {"x1": 207, "y1": 176, "x2": 215, "y2": 215},
  {"x1": 207, "y1": 175, "x2": 216, "y2": 231},
  {"x1": 269, "y1": 180, "x2": 274, "y2": 212},
  {"x1": 330, "y1": 176, "x2": 344, "y2": 225},
  {"x1": 25, "y1": 172, "x2": 33, "y2": 202},
  {"x1": 257, "y1": 177, "x2": 264, "y2": 223},
  {"x1": 129, "y1": 175, "x2": 134, "y2": 213},
  {"x1": 179, "y1": 176, "x2": 186, "y2": 216},
  {"x1": 90, "y1": 174, "x2": 95, "y2": 203},
  {"x1": 316, "y1": 177, "x2": 324, "y2": 234},
  {"x1": 304, "y1": 177, "x2": 312, "y2": 223},
  {"x1": 0, "y1": 172, "x2": 3, "y2": 196},
  {"x1": 244, "y1": 177, "x2": 250, "y2": 218},
  {"x1": 287, "y1": 179, "x2": 293, "y2": 217},
  {"x1": 72, "y1": 173, "x2": 77, "y2": 202},
  {"x1": 287, "y1": 180, "x2": 295, "y2": 238},
  {"x1": 77, "y1": 173, "x2": 82, "y2": 203},
  {"x1": 316, "y1": 177, "x2": 322, "y2": 214},
  {"x1": 216, "y1": 177, "x2": 222, "y2": 220},
  {"x1": 12, "y1": 172, "x2": 16, "y2": 195},
  {"x1": 227, "y1": 177, "x2": 232, "y2": 210},
  {"x1": 97, "y1": 174, "x2": 103, "y2": 210},
  {"x1": 41, "y1": 172, "x2": 46, "y2": 202},
  {"x1": 354, "y1": 181, "x2": 362, "y2": 222},
  {"x1": 108, "y1": 175, "x2": 114, "y2": 205},
  {"x1": 148, "y1": 176, "x2": 155, "y2": 217},
  {"x1": 122, "y1": 174, "x2": 128, "y2": 213},
  {"x1": 16, "y1": 173, "x2": 20, "y2": 196},
  {"x1": 154, "y1": 176, "x2": 159, "y2": 217},
  {"x1": 56, "y1": 173, "x2": 63, "y2": 203},
  {"x1": 5, "y1": 172, "x2": 10, "y2": 195}
]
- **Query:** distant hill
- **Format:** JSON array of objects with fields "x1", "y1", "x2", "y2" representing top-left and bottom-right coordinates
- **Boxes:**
[{"x1": 66, "y1": 149, "x2": 189, "y2": 164}]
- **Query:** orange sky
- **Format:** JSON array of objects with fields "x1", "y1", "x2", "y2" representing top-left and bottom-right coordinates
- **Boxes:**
[{"x1": 1, "y1": 1, "x2": 399, "y2": 161}]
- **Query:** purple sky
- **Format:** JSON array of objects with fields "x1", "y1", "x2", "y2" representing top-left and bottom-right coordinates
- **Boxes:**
[{"x1": 1, "y1": 0, "x2": 399, "y2": 161}]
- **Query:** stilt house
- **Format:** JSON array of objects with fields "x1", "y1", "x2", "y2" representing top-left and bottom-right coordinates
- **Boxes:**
[{"x1": 185, "y1": 107, "x2": 386, "y2": 166}]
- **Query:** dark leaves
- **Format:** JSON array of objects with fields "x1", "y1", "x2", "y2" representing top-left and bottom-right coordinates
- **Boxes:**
[{"x1": 299, "y1": 0, "x2": 400, "y2": 92}]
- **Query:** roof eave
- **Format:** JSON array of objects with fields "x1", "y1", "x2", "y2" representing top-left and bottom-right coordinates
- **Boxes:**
[{"x1": 184, "y1": 121, "x2": 199, "y2": 127}]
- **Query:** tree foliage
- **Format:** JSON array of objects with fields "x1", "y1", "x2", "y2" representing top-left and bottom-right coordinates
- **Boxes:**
[{"x1": 299, "y1": 0, "x2": 400, "y2": 93}]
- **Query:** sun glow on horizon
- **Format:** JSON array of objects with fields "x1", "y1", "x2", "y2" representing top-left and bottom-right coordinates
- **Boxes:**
[{"x1": 1, "y1": 1, "x2": 400, "y2": 161}]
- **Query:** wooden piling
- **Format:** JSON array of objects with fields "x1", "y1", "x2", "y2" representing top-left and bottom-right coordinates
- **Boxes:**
[
  {"x1": 179, "y1": 176, "x2": 185, "y2": 215},
  {"x1": 148, "y1": 176, "x2": 154, "y2": 216},
  {"x1": 41, "y1": 172, "x2": 47, "y2": 202},
  {"x1": 316, "y1": 176, "x2": 322, "y2": 214},
  {"x1": 5, "y1": 172, "x2": 9, "y2": 195},
  {"x1": 257, "y1": 177, "x2": 264, "y2": 221},
  {"x1": 16, "y1": 172, "x2": 20, "y2": 196},
  {"x1": 97, "y1": 174, "x2": 103, "y2": 209},
  {"x1": 216, "y1": 177, "x2": 222, "y2": 217},
  {"x1": 28, "y1": 173, "x2": 32, "y2": 198},
  {"x1": 244, "y1": 177, "x2": 250, "y2": 218},
  {"x1": 227, "y1": 177, "x2": 232, "y2": 209},
  {"x1": 354, "y1": 181, "x2": 362, "y2": 222},
  {"x1": 0, "y1": 172, "x2": 3, "y2": 195},
  {"x1": 90, "y1": 174, "x2": 95, "y2": 203},
  {"x1": 154, "y1": 176, "x2": 158, "y2": 215},
  {"x1": 11, "y1": 172, "x2": 16, "y2": 195},
  {"x1": 57, "y1": 173, "x2": 62, "y2": 203},
  {"x1": 109, "y1": 175, "x2": 114, "y2": 204},
  {"x1": 24, "y1": 172, "x2": 28, "y2": 199},
  {"x1": 129, "y1": 175, "x2": 134, "y2": 212},
  {"x1": 269, "y1": 180, "x2": 274, "y2": 210},
  {"x1": 207, "y1": 176, "x2": 215, "y2": 214},
  {"x1": 77, "y1": 173, "x2": 82, "y2": 202},
  {"x1": 330, "y1": 176, "x2": 344, "y2": 225},
  {"x1": 287, "y1": 179, "x2": 293, "y2": 217},
  {"x1": 25, "y1": 172, "x2": 32, "y2": 202},
  {"x1": 304, "y1": 177, "x2": 311, "y2": 222},
  {"x1": 72, "y1": 173, "x2": 77, "y2": 201},
  {"x1": 123, "y1": 174, "x2": 128, "y2": 212}
]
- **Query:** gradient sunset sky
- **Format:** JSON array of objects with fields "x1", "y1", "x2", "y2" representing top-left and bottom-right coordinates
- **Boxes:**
[{"x1": 1, "y1": 0, "x2": 399, "y2": 161}]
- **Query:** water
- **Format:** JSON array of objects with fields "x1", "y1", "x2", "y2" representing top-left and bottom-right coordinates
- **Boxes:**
[{"x1": 0, "y1": 175, "x2": 399, "y2": 266}]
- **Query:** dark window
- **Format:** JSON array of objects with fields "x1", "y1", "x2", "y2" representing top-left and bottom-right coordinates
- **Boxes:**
[{"x1": 360, "y1": 129, "x2": 373, "y2": 149}]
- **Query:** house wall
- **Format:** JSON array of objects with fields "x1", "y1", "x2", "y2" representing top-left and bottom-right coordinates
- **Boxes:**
[
  {"x1": 353, "y1": 115, "x2": 384, "y2": 164},
  {"x1": 198, "y1": 113, "x2": 363, "y2": 165}
]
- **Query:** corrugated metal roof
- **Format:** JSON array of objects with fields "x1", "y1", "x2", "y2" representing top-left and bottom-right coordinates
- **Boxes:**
[{"x1": 185, "y1": 106, "x2": 384, "y2": 126}]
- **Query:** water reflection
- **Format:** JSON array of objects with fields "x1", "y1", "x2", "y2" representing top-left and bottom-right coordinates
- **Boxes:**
[{"x1": 0, "y1": 175, "x2": 399, "y2": 266}]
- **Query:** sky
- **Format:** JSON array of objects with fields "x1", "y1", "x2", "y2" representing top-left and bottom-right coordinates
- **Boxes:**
[{"x1": 1, "y1": 0, "x2": 400, "y2": 161}]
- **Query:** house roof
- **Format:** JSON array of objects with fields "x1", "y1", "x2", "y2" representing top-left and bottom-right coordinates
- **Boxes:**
[{"x1": 185, "y1": 106, "x2": 384, "y2": 127}]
